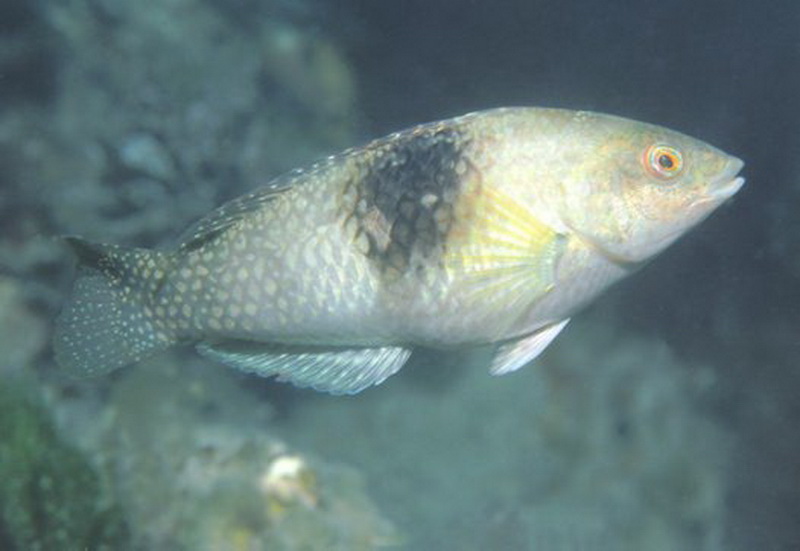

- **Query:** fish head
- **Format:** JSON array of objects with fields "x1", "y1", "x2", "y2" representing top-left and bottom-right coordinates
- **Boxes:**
[{"x1": 558, "y1": 114, "x2": 745, "y2": 264}]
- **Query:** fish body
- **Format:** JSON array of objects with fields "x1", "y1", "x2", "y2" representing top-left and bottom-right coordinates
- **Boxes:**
[{"x1": 54, "y1": 108, "x2": 744, "y2": 393}]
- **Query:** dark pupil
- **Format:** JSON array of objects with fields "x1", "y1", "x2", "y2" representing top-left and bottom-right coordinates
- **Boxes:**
[{"x1": 657, "y1": 154, "x2": 674, "y2": 169}]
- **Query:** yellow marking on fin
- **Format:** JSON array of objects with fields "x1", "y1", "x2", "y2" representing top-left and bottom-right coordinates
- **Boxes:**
[{"x1": 445, "y1": 184, "x2": 565, "y2": 311}]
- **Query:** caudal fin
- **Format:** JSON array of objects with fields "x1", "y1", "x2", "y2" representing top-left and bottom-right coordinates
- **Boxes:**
[{"x1": 53, "y1": 237, "x2": 176, "y2": 376}]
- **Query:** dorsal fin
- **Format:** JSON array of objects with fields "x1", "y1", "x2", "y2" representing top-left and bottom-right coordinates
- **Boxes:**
[{"x1": 178, "y1": 176, "x2": 298, "y2": 252}]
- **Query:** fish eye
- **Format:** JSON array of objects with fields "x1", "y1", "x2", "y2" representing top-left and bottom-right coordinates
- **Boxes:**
[{"x1": 644, "y1": 144, "x2": 684, "y2": 180}]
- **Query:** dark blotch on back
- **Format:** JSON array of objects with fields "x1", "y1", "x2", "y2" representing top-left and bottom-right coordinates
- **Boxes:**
[{"x1": 354, "y1": 124, "x2": 466, "y2": 275}]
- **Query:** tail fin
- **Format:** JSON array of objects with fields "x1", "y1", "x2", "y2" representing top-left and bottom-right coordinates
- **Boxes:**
[{"x1": 53, "y1": 237, "x2": 176, "y2": 377}]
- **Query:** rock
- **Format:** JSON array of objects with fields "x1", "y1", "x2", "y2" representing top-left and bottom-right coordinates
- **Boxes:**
[
  {"x1": 52, "y1": 359, "x2": 398, "y2": 550},
  {"x1": 0, "y1": 381, "x2": 128, "y2": 550}
]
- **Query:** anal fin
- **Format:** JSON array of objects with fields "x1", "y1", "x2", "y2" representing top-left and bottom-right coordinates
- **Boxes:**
[
  {"x1": 490, "y1": 319, "x2": 570, "y2": 376},
  {"x1": 197, "y1": 340, "x2": 412, "y2": 395}
]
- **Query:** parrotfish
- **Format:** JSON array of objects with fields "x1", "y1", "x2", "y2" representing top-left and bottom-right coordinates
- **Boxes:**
[{"x1": 54, "y1": 107, "x2": 745, "y2": 394}]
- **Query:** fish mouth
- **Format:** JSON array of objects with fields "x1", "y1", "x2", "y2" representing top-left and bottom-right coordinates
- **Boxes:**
[{"x1": 703, "y1": 156, "x2": 746, "y2": 204}]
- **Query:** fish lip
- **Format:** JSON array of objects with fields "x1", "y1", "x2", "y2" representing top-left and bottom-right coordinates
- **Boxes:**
[
  {"x1": 695, "y1": 157, "x2": 745, "y2": 206},
  {"x1": 711, "y1": 175, "x2": 746, "y2": 201},
  {"x1": 709, "y1": 157, "x2": 745, "y2": 200}
]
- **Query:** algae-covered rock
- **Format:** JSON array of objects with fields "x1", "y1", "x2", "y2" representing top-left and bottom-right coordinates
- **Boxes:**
[
  {"x1": 0, "y1": 382, "x2": 128, "y2": 551},
  {"x1": 53, "y1": 359, "x2": 398, "y2": 550}
]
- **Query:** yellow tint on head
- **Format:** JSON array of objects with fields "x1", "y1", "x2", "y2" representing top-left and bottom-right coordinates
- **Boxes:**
[{"x1": 556, "y1": 114, "x2": 740, "y2": 263}]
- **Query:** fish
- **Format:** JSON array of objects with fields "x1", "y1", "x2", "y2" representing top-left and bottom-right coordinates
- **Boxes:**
[{"x1": 53, "y1": 107, "x2": 745, "y2": 394}]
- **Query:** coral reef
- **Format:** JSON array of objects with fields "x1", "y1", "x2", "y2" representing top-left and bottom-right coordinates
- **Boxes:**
[
  {"x1": 51, "y1": 359, "x2": 398, "y2": 550},
  {"x1": 0, "y1": 0, "x2": 357, "y2": 292}
]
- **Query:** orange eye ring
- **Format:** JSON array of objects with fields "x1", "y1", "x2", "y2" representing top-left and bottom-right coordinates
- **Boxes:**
[{"x1": 644, "y1": 144, "x2": 683, "y2": 179}]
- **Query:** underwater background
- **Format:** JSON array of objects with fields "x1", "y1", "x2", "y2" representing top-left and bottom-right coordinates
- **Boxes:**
[{"x1": 0, "y1": 0, "x2": 797, "y2": 549}]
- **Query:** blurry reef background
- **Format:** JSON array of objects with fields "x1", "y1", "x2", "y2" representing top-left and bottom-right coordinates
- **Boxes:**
[{"x1": 0, "y1": 0, "x2": 797, "y2": 550}]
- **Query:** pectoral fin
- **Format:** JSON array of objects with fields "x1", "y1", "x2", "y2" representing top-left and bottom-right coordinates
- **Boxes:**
[
  {"x1": 490, "y1": 319, "x2": 570, "y2": 376},
  {"x1": 445, "y1": 185, "x2": 567, "y2": 314},
  {"x1": 197, "y1": 340, "x2": 412, "y2": 395}
]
